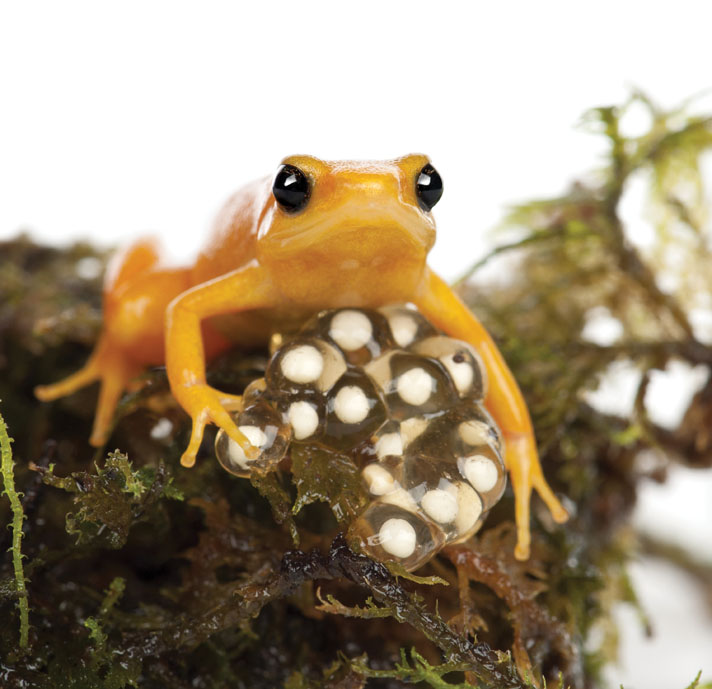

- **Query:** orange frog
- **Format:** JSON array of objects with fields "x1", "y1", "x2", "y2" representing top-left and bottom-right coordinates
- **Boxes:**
[{"x1": 36, "y1": 154, "x2": 567, "y2": 559}]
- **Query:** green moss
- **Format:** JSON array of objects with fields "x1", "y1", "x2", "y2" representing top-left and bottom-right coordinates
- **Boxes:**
[
  {"x1": 350, "y1": 648, "x2": 485, "y2": 688},
  {"x1": 0, "y1": 410, "x2": 29, "y2": 648},
  {"x1": 290, "y1": 444, "x2": 368, "y2": 524},
  {"x1": 38, "y1": 451, "x2": 183, "y2": 549}
]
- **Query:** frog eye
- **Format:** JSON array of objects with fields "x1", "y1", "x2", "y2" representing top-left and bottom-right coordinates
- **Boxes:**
[
  {"x1": 273, "y1": 164, "x2": 311, "y2": 212},
  {"x1": 415, "y1": 163, "x2": 443, "y2": 211}
]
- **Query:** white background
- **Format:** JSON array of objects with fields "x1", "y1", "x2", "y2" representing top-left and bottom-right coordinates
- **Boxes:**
[{"x1": 1, "y1": 2, "x2": 711, "y2": 686}]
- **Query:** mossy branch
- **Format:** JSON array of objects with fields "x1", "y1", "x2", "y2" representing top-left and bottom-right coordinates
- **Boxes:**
[
  {"x1": 349, "y1": 648, "x2": 478, "y2": 688},
  {"x1": 0, "y1": 406, "x2": 30, "y2": 649},
  {"x1": 124, "y1": 535, "x2": 526, "y2": 689}
]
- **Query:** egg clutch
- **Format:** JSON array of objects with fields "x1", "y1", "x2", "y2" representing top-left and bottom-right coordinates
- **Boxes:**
[{"x1": 214, "y1": 306, "x2": 506, "y2": 571}]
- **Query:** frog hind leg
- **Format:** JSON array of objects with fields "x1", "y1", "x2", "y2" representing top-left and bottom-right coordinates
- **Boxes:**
[
  {"x1": 35, "y1": 240, "x2": 200, "y2": 446},
  {"x1": 35, "y1": 239, "x2": 160, "y2": 398},
  {"x1": 35, "y1": 327, "x2": 146, "y2": 447}
]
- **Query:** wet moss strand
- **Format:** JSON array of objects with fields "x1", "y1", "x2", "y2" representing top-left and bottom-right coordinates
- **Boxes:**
[{"x1": 0, "y1": 408, "x2": 29, "y2": 649}]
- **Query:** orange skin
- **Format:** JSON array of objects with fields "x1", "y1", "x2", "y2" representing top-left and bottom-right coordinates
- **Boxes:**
[{"x1": 36, "y1": 154, "x2": 567, "y2": 559}]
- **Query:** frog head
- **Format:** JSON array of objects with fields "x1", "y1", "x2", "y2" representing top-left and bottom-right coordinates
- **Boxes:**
[{"x1": 256, "y1": 154, "x2": 442, "y2": 308}]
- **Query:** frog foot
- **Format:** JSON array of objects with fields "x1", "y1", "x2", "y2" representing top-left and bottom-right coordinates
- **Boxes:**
[
  {"x1": 504, "y1": 434, "x2": 569, "y2": 560},
  {"x1": 177, "y1": 384, "x2": 257, "y2": 468},
  {"x1": 35, "y1": 337, "x2": 141, "y2": 447}
]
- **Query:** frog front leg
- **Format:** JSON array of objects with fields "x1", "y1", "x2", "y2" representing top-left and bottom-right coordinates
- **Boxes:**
[
  {"x1": 414, "y1": 269, "x2": 568, "y2": 559},
  {"x1": 165, "y1": 264, "x2": 278, "y2": 468}
]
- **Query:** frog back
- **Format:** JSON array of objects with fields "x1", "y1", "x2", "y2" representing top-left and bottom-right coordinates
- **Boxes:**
[{"x1": 190, "y1": 177, "x2": 270, "y2": 286}]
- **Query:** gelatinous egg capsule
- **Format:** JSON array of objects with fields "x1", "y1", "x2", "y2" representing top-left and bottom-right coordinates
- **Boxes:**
[
  {"x1": 242, "y1": 377, "x2": 267, "y2": 405},
  {"x1": 265, "y1": 337, "x2": 346, "y2": 395},
  {"x1": 361, "y1": 457, "x2": 402, "y2": 497},
  {"x1": 455, "y1": 407, "x2": 503, "y2": 453},
  {"x1": 392, "y1": 406, "x2": 506, "y2": 514},
  {"x1": 278, "y1": 397, "x2": 325, "y2": 442},
  {"x1": 457, "y1": 448, "x2": 506, "y2": 511},
  {"x1": 409, "y1": 336, "x2": 487, "y2": 401},
  {"x1": 399, "y1": 416, "x2": 430, "y2": 451},
  {"x1": 369, "y1": 420, "x2": 405, "y2": 462},
  {"x1": 365, "y1": 351, "x2": 458, "y2": 420},
  {"x1": 323, "y1": 369, "x2": 388, "y2": 450},
  {"x1": 361, "y1": 416, "x2": 430, "y2": 468},
  {"x1": 378, "y1": 305, "x2": 437, "y2": 349},
  {"x1": 420, "y1": 407, "x2": 507, "y2": 511},
  {"x1": 397, "y1": 452, "x2": 464, "y2": 535},
  {"x1": 448, "y1": 482, "x2": 485, "y2": 543},
  {"x1": 398, "y1": 450, "x2": 457, "y2": 497},
  {"x1": 215, "y1": 401, "x2": 291, "y2": 478},
  {"x1": 417, "y1": 404, "x2": 501, "y2": 458},
  {"x1": 369, "y1": 447, "x2": 489, "y2": 546},
  {"x1": 397, "y1": 412, "x2": 450, "y2": 462},
  {"x1": 348, "y1": 500, "x2": 445, "y2": 571},
  {"x1": 304, "y1": 308, "x2": 395, "y2": 366},
  {"x1": 418, "y1": 479, "x2": 486, "y2": 544}
]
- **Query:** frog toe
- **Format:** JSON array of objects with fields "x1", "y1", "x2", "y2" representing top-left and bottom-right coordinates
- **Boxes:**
[
  {"x1": 180, "y1": 411, "x2": 208, "y2": 468},
  {"x1": 532, "y1": 470, "x2": 569, "y2": 523},
  {"x1": 35, "y1": 361, "x2": 101, "y2": 402},
  {"x1": 513, "y1": 483, "x2": 533, "y2": 561},
  {"x1": 178, "y1": 386, "x2": 254, "y2": 468},
  {"x1": 88, "y1": 366, "x2": 134, "y2": 447}
]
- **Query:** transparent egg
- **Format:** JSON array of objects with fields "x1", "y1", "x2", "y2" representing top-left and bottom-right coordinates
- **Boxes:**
[
  {"x1": 371, "y1": 421, "x2": 406, "y2": 461},
  {"x1": 358, "y1": 458, "x2": 487, "y2": 549},
  {"x1": 323, "y1": 369, "x2": 387, "y2": 450},
  {"x1": 393, "y1": 451, "x2": 490, "y2": 544},
  {"x1": 442, "y1": 410, "x2": 505, "y2": 508},
  {"x1": 348, "y1": 500, "x2": 445, "y2": 571},
  {"x1": 399, "y1": 450, "x2": 457, "y2": 496},
  {"x1": 455, "y1": 408, "x2": 503, "y2": 454},
  {"x1": 265, "y1": 339, "x2": 335, "y2": 443},
  {"x1": 409, "y1": 404, "x2": 502, "y2": 460},
  {"x1": 410, "y1": 336, "x2": 487, "y2": 400},
  {"x1": 215, "y1": 400, "x2": 291, "y2": 478},
  {"x1": 242, "y1": 378, "x2": 267, "y2": 405},
  {"x1": 449, "y1": 407, "x2": 506, "y2": 510},
  {"x1": 450, "y1": 482, "x2": 485, "y2": 543},
  {"x1": 365, "y1": 351, "x2": 458, "y2": 420},
  {"x1": 378, "y1": 305, "x2": 437, "y2": 348},
  {"x1": 361, "y1": 458, "x2": 401, "y2": 497},
  {"x1": 279, "y1": 398, "x2": 325, "y2": 442},
  {"x1": 304, "y1": 308, "x2": 394, "y2": 366},
  {"x1": 394, "y1": 407, "x2": 506, "y2": 517},
  {"x1": 265, "y1": 337, "x2": 346, "y2": 395},
  {"x1": 399, "y1": 416, "x2": 430, "y2": 451},
  {"x1": 456, "y1": 448, "x2": 506, "y2": 512}
]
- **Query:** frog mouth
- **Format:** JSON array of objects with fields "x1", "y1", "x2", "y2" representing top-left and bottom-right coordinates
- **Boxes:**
[{"x1": 262, "y1": 204, "x2": 436, "y2": 257}]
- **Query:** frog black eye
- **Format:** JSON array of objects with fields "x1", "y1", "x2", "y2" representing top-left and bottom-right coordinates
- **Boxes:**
[
  {"x1": 273, "y1": 164, "x2": 311, "y2": 213},
  {"x1": 415, "y1": 163, "x2": 443, "y2": 211}
]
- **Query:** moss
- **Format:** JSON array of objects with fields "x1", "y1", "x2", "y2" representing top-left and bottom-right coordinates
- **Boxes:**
[
  {"x1": 0, "y1": 411, "x2": 30, "y2": 649},
  {"x1": 290, "y1": 444, "x2": 368, "y2": 525},
  {"x1": 1, "y1": 92, "x2": 711, "y2": 687}
]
